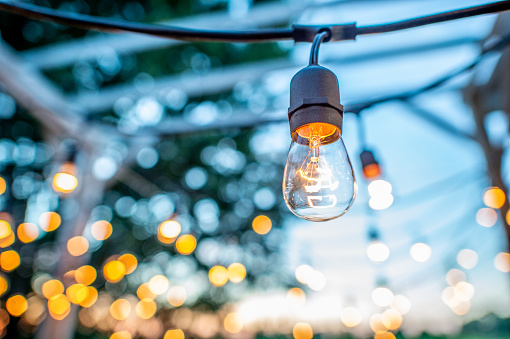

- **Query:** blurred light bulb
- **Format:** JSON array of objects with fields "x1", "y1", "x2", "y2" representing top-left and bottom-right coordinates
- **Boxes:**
[
  {"x1": 283, "y1": 123, "x2": 356, "y2": 221},
  {"x1": 52, "y1": 162, "x2": 78, "y2": 194}
]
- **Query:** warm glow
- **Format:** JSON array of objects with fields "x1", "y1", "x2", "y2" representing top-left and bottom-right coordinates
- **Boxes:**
[
  {"x1": 110, "y1": 299, "x2": 131, "y2": 320},
  {"x1": 0, "y1": 276, "x2": 7, "y2": 296},
  {"x1": 0, "y1": 231, "x2": 14, "y2": 248},
  {"x1": 370, "y1": 314, "x2": 390, "y2": 334},
  {"x1": 476, "y1": 208, "x2": 498, "y2": 227},
  {"x1": 0, "y1": 177, "x2": 6, "y2": 195},
  {"x1": 228, "y1": 263, "x2": 246, "y2": 283},
  {"x1": 75, "y1": 265, "x2": 97, "y2": 285},
  {"x1": 17, "y1": 223, "x2": 39, "y2": 243},
  {"x1": 103, "y1": 260, "x2": 126, "y2": 283},
  {"x1": 372, "y1": 287, "x2": 394, "y2": 307},
  {"x1": 506, "y1": 210, "x2": 510, "y2": 225},
  {"x1": 367, "y1": 241, "x2": 390, "y2": 262},
  {"x1": 52, "y1": 172, "x2": 78, "y2": 194},
  {"x1": 368, "y1": 180, "x2": 392, "y2": 197},
  {"x1": 374, "y1": 333, "x2": 396, "y2": 339},
  {"x1": 91, "y1": 220, "x2": 113, "y2": 241},
  {"x1": 340, "y1": 307, "x2": 362, "y2": 327},
  {"x1": 159, "y1": 220, "x2": 181, "y2": 238},
  {"x1": 457, "y1": 249, "x2": 478, "y2": 269},
  {"x1": 158, "y1": 232, "x2": 177, "y2": 244},
  {"x1": 176, "y1": 234, "x2": 197, "y2": 255},
  {"x1": 453, "y1": 282, "x2": 475, "y2": 301},
  {"x1": 410, "y1": 243, "x2": 432, "y2": 262},
  {"x1": 110, "y1": 331, "x2": 132, "y2": 339},
  {"x1": 224, "y1": 312, "x2": 243, "y2": 334},
  {"x1": 66, "y1": 283, "x2": 89, "y2": 304},
  {"x1": 136, "y1": 298, "x2": 157, "y2": 319},
  {"x1": 494, "y1": 252, "x2": 510, "y2": 272},
  {"x1": 137, "y1": 283, "x2": 156, "y2": 300},
  {"x1": 391, "y1": 295, "x2": 411, "y2": 315},
  {"x1": 382, "y1": 309, "x2": 403, "y2": 330},
  {"x1": 118, "y1": 253, "x2": 138, "y2": 274},
  {"x1": 148, "y1": 275, "x2": 169, "y2": 295},
  {"x1": 0, "y1": 220, "x2": 11, "y2": 239},
  {"x1": 167, "y1": 286, "x2": 187, "y2": 307},
  {"x1": 252, "y1": 215, "x2": 272, "y2": 235},
  {"x1": 79, "y1": 287, "x2": 98, "y2": 308},
  {"x1": 286, "y1": 287, "x2": 306, "y2": 307},
  {"x1": 48, "y1": 294, "x2": 71, "y2": 319},
  {"x1": 209, "y1": 266, "x2": 229, "y2": 287},
  {"x1": 369, "y1": 195, "x2": 394, "y2": 210},
  {"x1": 293, "y1": 322, "x2": 313, "y2": 339},
  {"x1": 483, "y1": 187, "x2": 506, "y2": 209},
  {"x1": 451, "y1": 300, "x2": 471, "y2": 315},
  {"x1": 0, "y1": 250, "x2": 20, "y2": 272},
  {"x1": 39, "y1": 212, "x2": 61, "y2": 232},
  {"x1": 164, "y1": 329, "x2": 185, "y2": 339},
  {"x1": 6, "y1": 295, "x2": 28, "y2": 317},
  {"x1": 363, "y1": 163, "x2": 381, "y2": 179},
  {"x1": 67, "y1": 236, "x2": 89, "y2": 256},
  {"x1": 42, "y1": 279, "x2": 64, "y2": 299},
  {"x1": 446, "y1": 269, "x2": 466, "y2": 286}
]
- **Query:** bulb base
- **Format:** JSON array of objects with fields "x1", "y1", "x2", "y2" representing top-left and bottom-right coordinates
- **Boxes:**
[{"x1": 288, "y1": 65, "x2": 343, "y2": 136}]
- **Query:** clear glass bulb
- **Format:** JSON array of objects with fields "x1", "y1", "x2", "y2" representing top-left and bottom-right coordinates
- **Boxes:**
[{"x1": 283, "y1": 123, "x2": 357, "y2": 221}]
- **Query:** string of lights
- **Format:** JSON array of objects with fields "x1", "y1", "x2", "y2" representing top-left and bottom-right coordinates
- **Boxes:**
[{"x1": 0, "y1": 0, "x2": 509, "y2": 42}]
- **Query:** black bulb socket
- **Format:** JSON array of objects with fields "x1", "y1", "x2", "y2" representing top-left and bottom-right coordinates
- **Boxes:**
[{"x1": 288, "y1": 65, "x2": 344, "y2": 136}]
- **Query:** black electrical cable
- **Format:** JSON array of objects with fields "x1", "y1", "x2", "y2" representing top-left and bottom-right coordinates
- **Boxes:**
[
  {"x1": 0, "y1": 0, "x2": 509, "y2": 42},
  {"x1": 309, "y1": 31, "x2": 329, "y2": 65}
]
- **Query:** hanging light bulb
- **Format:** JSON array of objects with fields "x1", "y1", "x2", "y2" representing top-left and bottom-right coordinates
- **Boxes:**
[
  {"x1": 282, "y1": 32, "x2": 356, "y2": 222},
  {"x1": 360, "y1": 149, "x2": 381, "y2": 180}
]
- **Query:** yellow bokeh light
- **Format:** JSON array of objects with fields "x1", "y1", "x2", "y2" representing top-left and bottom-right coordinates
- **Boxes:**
[
  {"x1": 110, "y1": 299, "x2": 131, "y2": 320},
  {"x1": 118, "y1": 254, "x2": 138, "y2": 274},
  {"x1": 0, "y1": 177, "x2": 6, "y2": 195},
  {"x1": 0, "y1": 276, "x2": 7, "y2": 296},
  {"x1": 159, "y1": 220, "x2": 181, "y2": 239},
  {"x1": 6, "y1": 295, "x2": 28, "y2": 317},
  {"x1": 17, "y1": 223, "x2": 39, "y2": 243},
  {"x1": 0, "y1": 231, "x2": 14, "y2": 248},
  {"x1": 75, "y1": 265, "x2": 97, "y2": 286},
  {"x1": 137, "y1": 283, "x2": 156, "y2": 300},
  {"x1": 209, "y1": 266, "x2": 229, "y2": 287},
  {"x1": 48, "y1": 294, "x2": 71, "y2": 319},
  {"x1": 287, "y1": 287, "x2": 306, "y2": 307},
  {"x1": 110, "y1": 331, "x2": 132, "y2": 339},
  {"x1": 176, "y1": 234, "x2": 197, "y2": 255},
  {"x1": 228, "y1": 263, "x2": 246, "y2": 283},
  {"x1": 476, "y1": 208, "x2": 498, "y2": 227},
  {"x1": 91, "y1": 220, "x2": 113, "y2": 241},
  {"x1": 252, "y1": 215, "x2": 272, "y2": 235},
  {"x1": 135, "y1": 298, "x2": 157, "y2": 319},
  {"x1": 483, "y1": 187, "x2": 506, "y2": 209},
  {"x1": 52, "y1": 172, "x2": 78, "y2": 194},
  {"x1": 0, "y1": 250, "x2": 20, "y2": 272},
  {"x1": 506, "y1": 210, "x2": 510, "y2": 226},
  {"x1": 66, "y1": 284, "x2": 89, "y2": 304},
  {"x1": 79, "y1": 287, "x2": 98, "y2": 308},
  {"x1": 293, "y1": 322, "x2": 313, "y2": 339},
  {"x1": 42, "y1": 279, "x2": 64, "y2": 299},
  {"x1": 39, "y1": 212, "x2": 61, "y2": 232},
  {"x1": 0, "y1": 220, "x2": 11, "y2": 239},
  {"x1": 148, "y1": 275, "x2": 169, "y2": 295},
  {"x1": 341, "y1": 307, "x2": 362, "y2": 327},
  {"x1": 67, "y1": 236, "x2": 89, "y2": 256},
  {"x1": 103, "y1": 260, "x2": 126, "y2": 283},
  {"x1": 158, "y1": 232, "x2": 177, "y2": 244},
  {"x1": 167, "y1": 286, "x2": 187, "y2": 307},
  {"x1": 370, "y1": 314, "x2": 390, "y2": 334},
  {"x1": 374, "y1": 333, "x2": 396, "y2": 339},
  {"x1": 224, "y1": 312, "x2": 243, "y2": 334},
  {"x1": 494, "y1": 252, "x2": 510, "y2": 272},
  {"x1": 382, "y1": 309, "x2": 403, "y2": 330},
  {"x1": 164, "y1": 329, "x2": 185, "y2": 339}
]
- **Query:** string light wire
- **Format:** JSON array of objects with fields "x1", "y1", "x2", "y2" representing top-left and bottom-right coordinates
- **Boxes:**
[{"x1": 0, "y1": 0, "x2": 509, "y2": 42}]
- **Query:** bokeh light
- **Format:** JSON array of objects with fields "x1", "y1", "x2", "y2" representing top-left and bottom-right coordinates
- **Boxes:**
[
  {"x1": 91, "y1": 220, "x2": 113, "y2": 241},
  {"x1": 383, "y1": 309, "x2": 403, "y2": 330},
  {"x1": 0, "y1": 231, "x2": 14, "y2": 248},
  {"x1": 483, "y1": 187, "x2": 506, "y2": 209},
  {"x1": 137, "y1": 283, "x2": 156, "y2": 300},
  {"x1": 410, "y1": 242, "x2": 432, "y2": 262},
  {"x1": 39, "y1": 212, "x2": 61, "y2": 232},
  {"x1": 368, "y1": 180, "x2": 392, "y2": 197},
  {"x1": 103, "y1": 260, "x2": 126, "y2": 283},
  {"x1": 135, "y1": 298, "x2": 157, "y2": 319},
  {"x1": 52, "y1": 163, "x2": 78, "y2": 194},
  {"x1": 252, "y1": 215, "x2": 272, "y2": 235},
  {"x1": 110, "y1": 299, "x2": 131, "y2": 320},
  {"x1": 494, "y1": 252, "x2": 510, "y2": 272},
  {"x1": 293, "y1": 322, "x2": 313, "y2": 339},
  {"x1": 372, "y1": 287, "x2": 394, "y2": 307},
  {"x1": 224, "y1": 312, "x2": 243, "y2": 334},
  {"x1": 67, "y1": 236, "x2": 89, "y2": 256},
  {"x1": 340, "y1": 307, "x2": 362, "y2": 327},
  {"x1": 48, "y1": 294, "x2": 71, "y2": 319},
  {"x1": 391, "y1": 295, "x2": 412, "y2": 315},
  {"x1": 457, "y1": 249, "x2": 478, "y2": 269},
  {"x1": 118, "y1": 253, "x2": 137, "y2": 274},
  {"x1": 0, "y1": 250, "x2": 20, "y2": 272},
  {"x1": 75, "y1": 266, "x2": 97, "y2": 285},
  {"x1": 176, "y1": 234, "x2": 197, "y2": 255},
  {"x1": 110, "y1": 331, "x2": 132, "y2": 339},
  {"x1": 0, "y1": 220, "x2": 12, "y2": 239},
  {"x1": 209, "y1": 266, "x2": 229, "y2": 287},
  {"x1": 164, "y1": 329, "x2": 185, "y2": 339},
  {"x1": 167, "y1": 286, "x2": 187, "y2": 307},
  {"x1": 17, "y1": 223, "x2": 39, "y2": 243},
  {"x1": 0, "y1": 177, "x2": 6, "y2": 195},
  {"x1": 446, "y1": 269, "x2": 466, "y2": 286},
  {"x1": 42, "y1": 279, "x2": 64, "y2": 299},
  {"x1": 66, "y1": 284, "x2": 89, "y2": 304},
  {"x1": 286, "y1": 287, "x2": 306, "y2": 307},
  {"x1": 476, "y1": 208, "x2": 498, "y2": 227},
  {"x1": 79, "y1": 287, "x2": 98, "y2": 308},
  {"x1": 6, "y1": 295, "x2": 28, "y2": 317},
  {"x1": 159, "y1": 220, "x2": 181, "y2": 239},
  {"x1": 227, "y1": 263, "x2": 246, "y2": 283},
  {"x1": 369, "y1": 314, "x2": 390, "y2": 334},
  {"x1": 367, "y1": 241, "x2": 390, "y2": 262},
  {"x1": 148, "y1": 275, "x2": 169, "y2": 295},
  {"x1": 0, "y1": 276, "x2": 7, "y2": 296}
]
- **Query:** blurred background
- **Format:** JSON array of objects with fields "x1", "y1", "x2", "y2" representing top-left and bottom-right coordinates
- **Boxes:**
[{"x1": 0, "y1": 0, "x2": 509, "y2": 338}]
